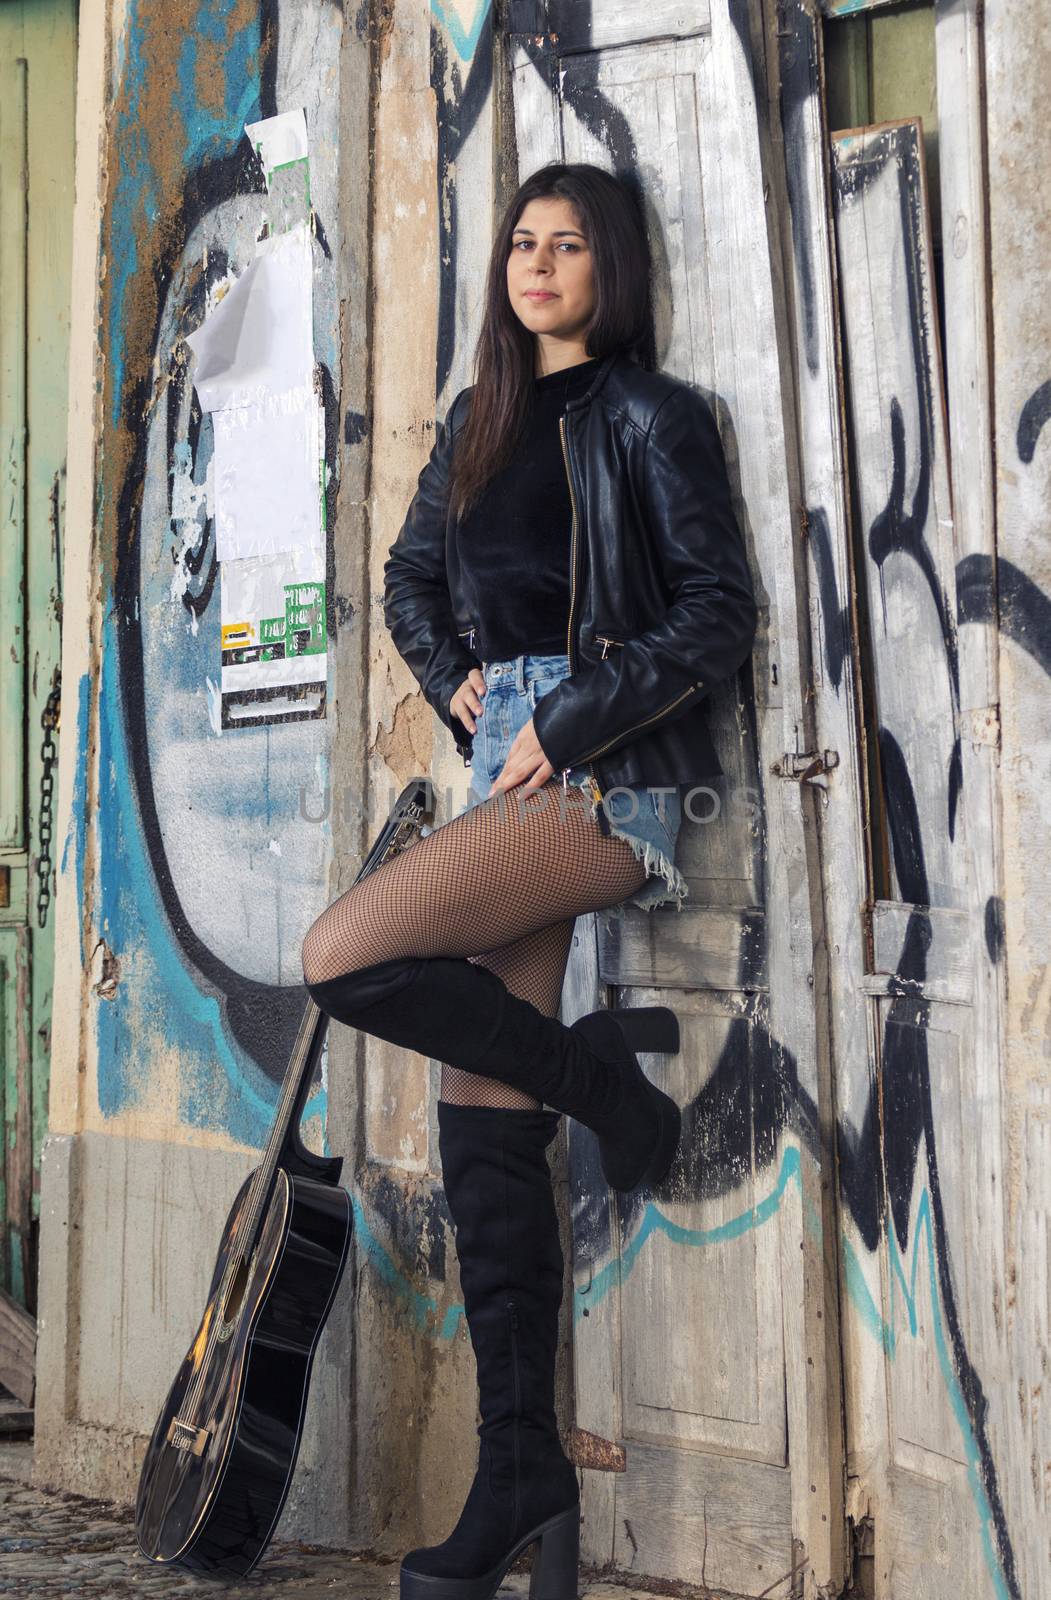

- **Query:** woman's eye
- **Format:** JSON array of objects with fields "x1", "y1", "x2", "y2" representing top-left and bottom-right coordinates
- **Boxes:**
[{"x1": 511, "y1": 240, "x2": 583, "y2": 252}]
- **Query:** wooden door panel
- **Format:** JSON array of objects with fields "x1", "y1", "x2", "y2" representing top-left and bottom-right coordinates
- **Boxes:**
[
  {"x1": 619, "y1": 998, "x2": 787, "y2": 1465},
  {"x1": 779, "y1": 0, "x2": 1014, "y2": 1587},
  {"x1": 882, "y1": 1013, "x2": 977, "y2": 1475},
  {"x1": 512, "y1": 4, "x2": 844, "y2": 1592},
  {"x1": 560, "y1": 36, "x2": 715, "y2": 387},
  {"x1": 0, "y1": 0, "x2": 75, "y2": 1313},
  {"x1": 613, "y1": 1441, "x2": 792, "y2": 1595},
  {"x1": 0, "y1": 55, "x2": 28, "y2": 856}
]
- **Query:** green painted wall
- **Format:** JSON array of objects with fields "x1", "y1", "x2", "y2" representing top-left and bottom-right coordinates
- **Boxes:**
[{"x1": 0, "y1": 0, "x2": 76, "y2": 1311}]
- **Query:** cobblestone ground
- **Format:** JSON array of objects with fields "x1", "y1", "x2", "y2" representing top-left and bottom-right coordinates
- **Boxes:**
[{"x1": 0, "y1": 1447, "x2": 665, "y2": 1600}]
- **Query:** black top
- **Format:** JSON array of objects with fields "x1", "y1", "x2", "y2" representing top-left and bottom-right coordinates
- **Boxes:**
[{"x1": 452, "y1": 357, "x2": 601, "y2": 661}]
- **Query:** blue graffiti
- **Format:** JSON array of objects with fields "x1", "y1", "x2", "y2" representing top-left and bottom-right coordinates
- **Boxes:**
[
  {"x1": 175, "y1": 2, "x2": 260, "y2": 167},
  {"x1": 431, "y1": 0, "x2": 492, "y2": 62},
  {"x1": 341, "y1": 1135, "x2": 1010, "y2": 1600},
  {"x1": 109, "y1": 0, "x2": 262, "y2": 424},
  {"x1": 95, "y1": 611, "x2": 326, "y2": 1142},
  {"x1": 349, "y1": 1190, "x2": 465, "y2": 1341}
]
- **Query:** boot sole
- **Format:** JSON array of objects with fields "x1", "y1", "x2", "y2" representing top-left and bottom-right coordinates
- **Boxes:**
[{"x1": 399, "y1": 1503, "x2": 580, "y2": 1600}]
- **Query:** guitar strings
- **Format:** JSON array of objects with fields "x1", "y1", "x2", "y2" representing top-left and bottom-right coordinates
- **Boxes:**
[{"x1": 181, "y1": 1009, "x2": 316, "y2": 1423}]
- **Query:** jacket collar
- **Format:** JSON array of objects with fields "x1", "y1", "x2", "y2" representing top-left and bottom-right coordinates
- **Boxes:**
[{"x1": 562, "y1": 348, "x2": 623, "y2": 413}]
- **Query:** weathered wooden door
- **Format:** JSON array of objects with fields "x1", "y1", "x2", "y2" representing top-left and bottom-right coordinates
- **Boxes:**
[
  {"x1": 509, "y1": 5, "x2": 846, "y2": 1595},
  {"x1": 776, "y1": 4, "x2": 1016, "y2": 1597},
  {"x1": 0, "y1": 0, "x2": 75, "y2": 1322}
]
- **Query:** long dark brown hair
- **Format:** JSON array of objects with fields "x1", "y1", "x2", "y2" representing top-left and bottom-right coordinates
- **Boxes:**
[{"x1": 448, "y1": 163, "x2": 653, "y2": 521}]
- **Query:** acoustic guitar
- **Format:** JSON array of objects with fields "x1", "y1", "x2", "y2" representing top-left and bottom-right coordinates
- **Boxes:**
[{"x1": 135, "y1": 778, "x2": 436, "y2": 1576}]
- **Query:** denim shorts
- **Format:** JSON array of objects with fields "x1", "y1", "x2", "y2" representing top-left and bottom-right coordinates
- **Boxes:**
[{"x1": 465, "y1": 652, "x2": 689, "y2": 915}]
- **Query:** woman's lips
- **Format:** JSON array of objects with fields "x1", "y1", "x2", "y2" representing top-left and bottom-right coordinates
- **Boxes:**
[{"x1": 525, "y1": 290, "x2": 558, "y2": 300}]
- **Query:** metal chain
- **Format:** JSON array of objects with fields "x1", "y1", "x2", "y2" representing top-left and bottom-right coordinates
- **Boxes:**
[{"x1": 37, "y1": 667, "x2": 61, "y2": 929}]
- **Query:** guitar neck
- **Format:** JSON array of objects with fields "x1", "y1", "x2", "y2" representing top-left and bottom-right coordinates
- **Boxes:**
[
  {"x1": 243, "y1": 999, "x2": 332, "y2": 1249},
  {"x1": 243, "y1": 776, "x2": 436, "y2": 1245}
]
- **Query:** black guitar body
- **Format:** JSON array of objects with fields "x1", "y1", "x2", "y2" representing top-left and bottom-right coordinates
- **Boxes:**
[{"x1": 135, "y1": 1161, "x2": 351, "y2": 1577}]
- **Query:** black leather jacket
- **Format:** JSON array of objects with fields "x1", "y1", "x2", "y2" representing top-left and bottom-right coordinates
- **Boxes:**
[{"x1": 383, "y1": 350, "x2": 757, "y2": 798}]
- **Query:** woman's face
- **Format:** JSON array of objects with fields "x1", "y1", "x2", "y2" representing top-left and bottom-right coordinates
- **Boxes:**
[{"x1": 506, "y1": 195, "x2": 596, "y2": 351}]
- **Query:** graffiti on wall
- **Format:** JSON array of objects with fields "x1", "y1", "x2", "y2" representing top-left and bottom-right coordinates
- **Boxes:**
[
  {"x1": 65, "y1": 2, "x2": 1045, "y2": 1593},
  {"x1": 71, "y1": 0, "x2": 344, "y2": 1145}
]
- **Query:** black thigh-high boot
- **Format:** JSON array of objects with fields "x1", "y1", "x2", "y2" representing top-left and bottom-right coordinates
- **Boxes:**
[
  {"x1": 399, "y1": 1102, "x2": 580, "y2": 1600},
  {"x1": 306, "y1": 956, "x2": 681, "y2": 1194}
]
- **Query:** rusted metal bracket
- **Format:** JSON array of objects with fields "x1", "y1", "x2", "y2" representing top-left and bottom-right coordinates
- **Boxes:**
[
  {"x1": 771, "y1": 749, "x2": 840, "y2": 784},
  {"x1": 565, "y1": 1424, "x2": 627, "y2": 1473}
]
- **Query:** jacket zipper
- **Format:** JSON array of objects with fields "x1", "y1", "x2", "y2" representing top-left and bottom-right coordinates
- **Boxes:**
[
  {"x1": 507, "y1": 1299, "x2": 521, "y2": 1534},
  {"x1": 453, "y1": 625, "x2": 478, "y2": 766},
  {"x1": 596, "y1": 635, "x2": 624, "y2": 660},
  {"x1": 572, "y1": 680, "x2": 702, "y2": 765},
  {"x1": 558, "y1": 414, "x2": 609, "y2": 830}
]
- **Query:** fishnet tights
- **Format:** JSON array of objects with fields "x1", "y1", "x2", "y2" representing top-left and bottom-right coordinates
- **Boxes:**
[{"x1": 301, "y1": 782, "x2": 649, "y2": 1108}]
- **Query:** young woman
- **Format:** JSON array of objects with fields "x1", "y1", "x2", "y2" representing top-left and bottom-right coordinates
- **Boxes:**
[{"x1": 302, "y1": 163, "x2": 757, "y2": 1600}]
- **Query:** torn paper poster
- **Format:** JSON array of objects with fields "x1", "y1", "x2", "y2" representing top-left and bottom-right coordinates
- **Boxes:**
[
  {"x1": 181, "y1": 106, "x2": 329, "y2": 731},
  {"x1": 212, "y1": 392, "x2": 323, "y2": 563},
  {"x1": 183, "y1": 223, "x2": 322, "y2": 565},
  {"x1": 183, "y1": 222, "x2": 314, "y2": 413},
  {"x1": 245, "y1": 107, "x2": 308, "y2": 187},
  {"x1": 220, "y1": 544, "x2": 327, "y2": 729},
  {"x1": 245, "y1": 109, "x2": 311, "y2": 230}
]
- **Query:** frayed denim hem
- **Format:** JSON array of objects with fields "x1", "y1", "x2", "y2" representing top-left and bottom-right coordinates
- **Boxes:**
[
  {"x1": 609, "y1": 827, "x2": 689, "y2": 914},
  {"x1": 572, "y1": 778, "x2": 689, "y2": 915}
]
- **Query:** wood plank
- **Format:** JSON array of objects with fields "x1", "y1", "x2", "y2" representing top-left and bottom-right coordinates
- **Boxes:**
[
  {"x1": 508, "y1": 0, "x2": 711, "y2": 52},
  {"x1": 694, "y1": 14, "x2": 846, "y2": 1587},
  {"x1": 935, "y1": 0, "x2": 995, "y2": 713},
  {"x1": 770, "y1": 11, "x2": 872, "y2": 1597},
  {"x1": 22, "y1": 0, "x2": 77, "y2": 1264},
  {"x1": 962, "y1": 10, "x2": 1048, "y2": 1595},
  {"x1": 882, "y1": 1015, "x2": 975, "y2": 1475},
  {"x1": 0, "y1": 1286, "x2": 35, "y2": 1407},
  {"x1": 561, "y1": 917, "x2": 617, "y2": 1568},
  {"x1": 0, "y1": 51, "x2": 28, "y2": 854},
  {"x1": 1, "y1": 928, "x2": 33, "y2": 1308},
  {"x1": 831, "y1": 119, "x2": 963, "y2": 914},
  {"x1": 617, "y1": 996, "x2": 787, "y2": 1467},
  {"x1": 869, "y1": 901, "x2": 973, "y2": 1002},
  {"x1": 612, "y1": 1438, "x2": 792, "y2": 1595},
  {"x1": 598, "y1": 904, "x2": 765, "y2": 991}
]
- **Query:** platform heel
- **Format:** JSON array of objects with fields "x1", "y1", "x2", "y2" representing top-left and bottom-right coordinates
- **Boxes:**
[
  {"x1": 567, "y1": 1005, "x2": 683, "y2": 1192},
  {"x1": 528, "y1": 1505, "x2": 580, "y2": 1600},
  {"x1": 605, "y1": 1004, "x2": 680, "y2": 1055}
]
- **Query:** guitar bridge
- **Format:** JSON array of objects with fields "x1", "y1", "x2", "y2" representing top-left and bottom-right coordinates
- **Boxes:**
[{"x1": 167, "y1": 1417, "x2": 210, "y2": 1456}]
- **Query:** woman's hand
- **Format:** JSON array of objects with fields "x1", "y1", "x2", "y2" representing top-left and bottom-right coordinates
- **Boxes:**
[
  {"x1": 491, "y1": 717, "x2": 555, "y2": 797},
  {"x1": 449, "y1": 668, "x2": 487, "y2": 734}
]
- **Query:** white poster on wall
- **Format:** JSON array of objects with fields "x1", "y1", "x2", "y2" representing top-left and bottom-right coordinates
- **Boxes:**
[{"x1": 183, "y1": 115, "x2": 328, "y2": 731}]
